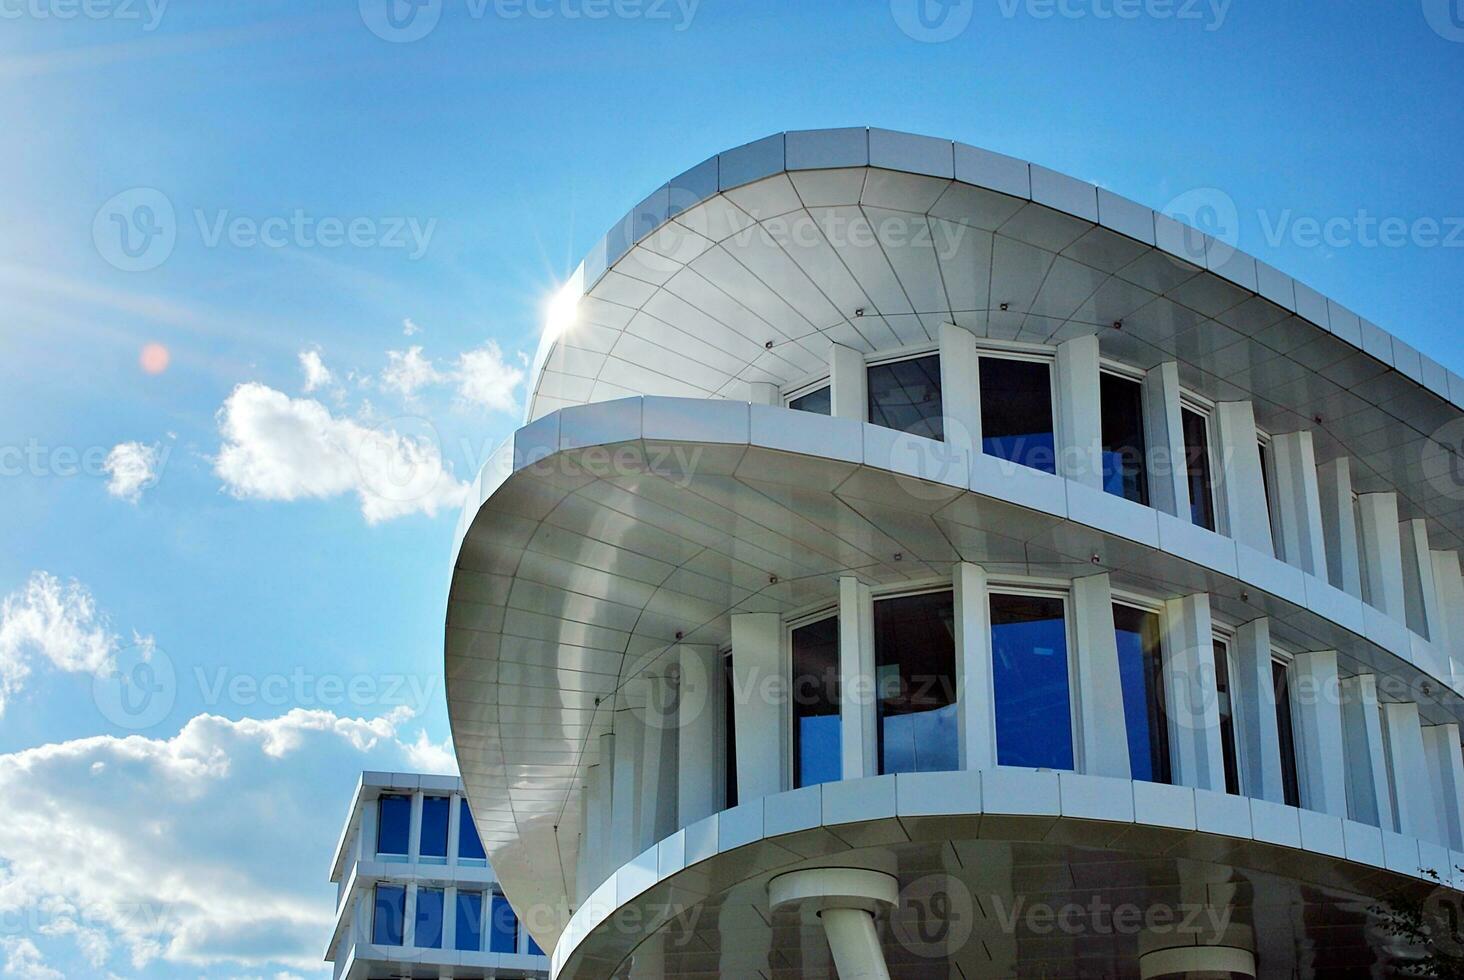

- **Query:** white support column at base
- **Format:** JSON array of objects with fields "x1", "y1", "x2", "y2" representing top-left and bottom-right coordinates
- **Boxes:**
[
  {"x1": 938, "y1": 322, "x2": 981, "y2": 453},
  {"x1": 1358, "y1": 493, "x2": 1406, "y2": 620},
  {"x1": 731, "y1": 613, "x2": 785, "y2": 801},
  {"x1": 1234, "y1": 619, "x2": 1284, "y2": 804},
  {"x1": 1340, "y1": 675, "x2": 1393, "y2": 831},
  {"x1": 1316, "y1": 457, "x2": 1364, "y2": 598},
  {"x1": 1288, "y1": 650, "x2": 1348, "y2": 817},
  {"x1": 1163, "y1": 593, "x2": 1226, "y2": 792},
  {"x1": 1055, "y1": 334, "x2": 1103, "y2": 489},
  {"x1": 821, "y1": 908, "x2": 890, "y2": 980},
  {"x1": 769, "y1": 869, "x2": 898, "y2": 980},
  {"x1": 748, "y1": 382, "x2": 778, "y2": 406},
  {"x1": 1072, "y1": 573, "x2": 1131, "y2": 779},
  {"x1": 830, "y1": 344, "x2": 867, "y2": 422},
  {"x1": 1142, "y1": 361, "x2": 1189, "y2": 520},
  {"x1": 838, "y1": 576, "x2": 876, "y2": 780},
  {"x1": 1382, "y1": 701, "x2": 1445, "y2": 847},
  {"x1": 1270, "y1": 431, "x2": 1329, "y2": 577},
  {"x1": 1139, "y1": 946, "x2": 1255, "y2": 979},
  {"x1": 1424, "y1": 723, "x2": 1464, "y2": 851},
  {"x1": 953, "y1": 563, "x2": 996, "y2": 772},
  {"x1": 1400, "y1": 519, "x2": 1441, "y2": 641},
  {"x1": 1214, "y1": 401, "x2": 1274, "y2": 554},
  {"x1": 676, "y1": 646, "x2": 719, "y2": 827}
]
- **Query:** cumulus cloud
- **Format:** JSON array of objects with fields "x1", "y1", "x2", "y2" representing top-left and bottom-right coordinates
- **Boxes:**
[
  {"x1": 102, "y1": 442, "x2": 161, "y2": 504},
  {"x1": 213, "y1": 383, "x2": 467, "y2": 524},
  {"x1": 297, "y1": 349, "x2": 333, "y2": 393},
  {"x1": 0, "y1": 573, "x2": 126, "y2": 716},
  {"x1": 0, "y1": 708, "x2": 441, "y2": 975},
  {"x1": 403, "y1": 729, "x2": 458, "y2": 776},
  {"x1": 401, "y1": 318, "x2": 420, "y2": 336},
  {"x1": 453, "y1": 341, "x2": 523, "y2": 415},
  {"x1": 379, "y1": 346, "x2": 441, "y2": 399},
  {"x1": 0, "y1": 938, "x2": 63, "y2": 979}
]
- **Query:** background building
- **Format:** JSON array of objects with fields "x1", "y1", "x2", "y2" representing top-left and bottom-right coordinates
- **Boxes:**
[
  {"x1": 446, "y1": 128, "x2": 1464, "y2": 977},
  {"x1": 326, "y1": 771, "x2": 551, "y2": 980}
]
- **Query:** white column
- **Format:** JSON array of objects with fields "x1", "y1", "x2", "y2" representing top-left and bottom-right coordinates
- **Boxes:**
[
  {"x1": 408, "y1": 790, "x2": 423, "y2": 862},
  {"x1": 1233, "y1": 618, "x2": 1283, "y2": 804},
  {"x1": 443, "y1": 884, "x2": 458, "y2": 951},
  {"x1": 1162, "y1": 593, "x2": 1226, "y2": 792},
  {"x1": 769, "y1": 869, "x2": 897, "y2": 980},
  {"x1": 1400, "y1": 519, "x2": 1441, "y2": 640},
  {"x1": 1288, "y1": 650, "x2": 1348, "y2": 817},
  {"x1": 360, "y1": 794, "x2": 379, "y2": 858},
  {"x1": 938, "y1": 322, "x2": 981, "y2": 453},
  {"x1": 953, "y1": 563, "x2": 997, "y2": 771},
  {"x1": 1316, "y1": 458, "x2": 1364, "y2": 598},
  {"x1": 1381, "y1": 701, "x2": 1445, "y2": 845},
  {"x1": 1054, "y1": 334, "x2": 1103, "y2": 489},
  {"x1": 1213, "y1": 401, "x2": 1274, "y2": 554},
  {"x1": 830, "y1": 344, "x2": 867, "y2": 422},
  {"x1": 403, "y1": 882, "x2": 418, "y2": 949},
  {"x1": 1340, "y1": 675, "x2": 1393, "y2": 831},
  {"x1": 1358, "y1": 493, "x2": 1406, "y2": 619},
  {"x1": 1142, "y1": 361, "x2": 1189, "y2": 519},
  {"x1": 731, "y1": 612, "x2": 785, "y2": 800},
  {"x1": 1269, "y1": 431, "x2": 1328, "y2": 577},
  {"x1": 1072, "y1": 573, "x2": 1131, "y2": 779},
  {"x1": 676, "y1": 645, "x2": 719, "y2": 826},
  {"x1": 638, "y1": 673, "x2": 675, "y2": 850},
  {"x1": 576, "y1": 774, "x2": 594, "y2": 901},
  {"x1": 611, "y1": 702, "x2": 644, "y2": 869},
  {"x1": 595, "y1": 733, "x2": 616, "y2": 885},
  {"x1": 838, "y1": 576, "x2": 876, "y2": 780},
  {"x1": 1433, "y1": 552, "x2": 1464, "y2": 679},
  {"x1": 748, "y1": 382, "x2": 778, "y2": 406},
  {"x1": 1423, "y1": 724, "x2": 1464, "y2": 850}
]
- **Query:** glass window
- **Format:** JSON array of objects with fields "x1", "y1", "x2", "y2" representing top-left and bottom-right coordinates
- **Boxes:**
[
  {"x1": 1214, "y1": 640, "x2": 1241, "y2": 795},
  {"x1": 1182, "y1": 407, "x2": 1217, "y2": 531},
  {"x1": 489, "y1": 892, "x2": 519, "y2": 955},
  {"x1": 789, "y1": 386, "x2": 831, "y2": 416},
  {"x1": 372, "y1": 884, "x2": 405, "y2": 946},
  {"x1": 415, "y1": 887, "x2": 445, "y2": 949},
  {"x1": 722, "y1": 652, "x2": 737, "y2": 809},
  {"x1": 458, "y1": 798, "x2": 487, "y2": 862},
  {"x1": 1259, "y1": 439, "x2": 1282, "y2": 560},
  {"x1": 1273, "y1": 660, "x2": 1301, "y2": 807},
  {"x1": 455, "y1": 891, "x2": 483, "y2": 952},
  {"x1": 979, "y1": 356, "x2": 1055, "y2": 473},
  {"x1": 791, "y1": 616, "x2": 841, "y2": 788},
  {"x1": 1113, "y1": 605, "x2": 1170, "y2": 784},
  {"x1": 991, "y1": 593, "x2": 1073, "y2": 770},
  {"x1": 874, "y1": 591, "x2": 958, "y2": 775},
  {"x1": 420, "y1": 795, "x2": 449, "y2": 860},
  {"x1": 1100, "y1": 372, "x2": 1148, "y2": 504},
  {"x1": 867, "y1": 354, "x2": 944, "y2": 440},
  {"x1": 376, "y1": 795, "x2": 411, "y2": 856},
  {"x1": 529, "y1": 935, "x2": 545, "y2": 956}
]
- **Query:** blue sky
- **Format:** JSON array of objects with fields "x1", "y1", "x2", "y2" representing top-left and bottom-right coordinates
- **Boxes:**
[{"x1": 0, "y1": 0, "x2": 1461, "y2": 975}]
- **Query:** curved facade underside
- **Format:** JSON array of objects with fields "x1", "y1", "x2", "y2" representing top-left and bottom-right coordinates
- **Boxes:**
[{"x1": 447, "y1": 129, "x2": 1464, "y2": 974}]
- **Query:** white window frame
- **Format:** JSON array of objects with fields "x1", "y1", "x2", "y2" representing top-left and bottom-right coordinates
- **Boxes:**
[
  {"x1": 985, "y1": 580, "x2": 1081, "y2": 773},
  {"x1": 1178, "y1": 395, "x2": 1227, "y2": 536},
  {"x1": 1270, "y1": 648, "x2": 1303, "y2": 808},
  {"x1": 785, "y1": 606, "x2": 839, "y2": 788},
  {"x1": 1256, "y1": 428, "x2": 1285, "y2": 562},
  {"x1": 1210, "y1": 626, "x2": 1248, "y2": 797},
  {"x1": 1111, "y1": 592, "x2": 1176, "y2": 784},
  {"x1": 783, "y1": 377, "x2": 832, "y2": 409}
]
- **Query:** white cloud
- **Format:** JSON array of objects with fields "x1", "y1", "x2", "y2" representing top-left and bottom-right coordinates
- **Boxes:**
[
  {"x1": 1, "y1": 938, "x2": 63, "y2": 979},
  {"x1": 403, "y1": 729, "x2": 458, "y2": 776},
  {"x1": 0, "y1": 708, "x2": 440, "y2": 975},
  {"x1": 379, "y1": 346, "x2": 441, "y2": 398},
  {"x1": 401, "y1": 318, "x2": 420, "y2": 336},
  {"x1": 452, "y1": 341, "x2": 523, "y2": 415},
  {"x1": 297, "y1": 350, "x2": 333, "y2": 393},
  {"x1": 213, "y1": 383, "x2": 467, "y2": 524},
  {"x1": 0, "y1": 573, "x2": 124, "y2": 716},
  {"x1": 102, "y1": 443, "x2": 161, "y2": 504}
]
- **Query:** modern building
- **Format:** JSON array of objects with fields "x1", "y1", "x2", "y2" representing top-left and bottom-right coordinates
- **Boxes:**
[
  {"x1": 445, "y1": 128, "x2": 1464, "y2": 977},
  {"x1": 325, "y1": 771, "x2": 551, "y2": 979}
]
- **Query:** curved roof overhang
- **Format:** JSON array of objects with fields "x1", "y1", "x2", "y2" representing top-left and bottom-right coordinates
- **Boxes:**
[{"x1": 447, "y1": 399, "x2": 1464, "y2": 951}]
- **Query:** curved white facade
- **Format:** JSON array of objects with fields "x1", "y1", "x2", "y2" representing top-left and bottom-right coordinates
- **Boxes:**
[{"x1": 447, "y1": 129, "x2": 1464, "y2": 977}]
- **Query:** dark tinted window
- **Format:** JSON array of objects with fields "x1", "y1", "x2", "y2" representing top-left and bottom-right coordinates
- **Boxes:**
[
  {"x1": 1113, "y1": 605, "x2": 1170, "y2": 783},
  {"x1": 416, "y1": 887, "x2": 444, "y2": 949},
  {"x1": 1214, "y1": 641, "x2": 1241, "y2": 795},
  {"x1": 1182, "y1": 408, "x2": 1217, "y2": 531},
  {"x1": 373, "y1": 884, "x2": 405, "y2": 946},
  {"x1": 376, "y1": 795, "x2": 410, "y2": 855},
  {"x1": 874, "y1": 592, "x2": 958, "y2": 774},
  {"x1": 1273, "y1": 660, "x2": 1301, "y2": 807},
  {"x1": 722, "y1": 652, "x2": 737, "y2": 809},
  {"x1": 1100, "y1": 373, "x2": 1149, "y2": 504},
  {"x1": 991, "y1": 593, "x2": 1072, "y2": 770},
  {"x1": 980, "y1": 357, "x2": 1055, "y2": 473},
  {"x1": 868, "y1": 355, "x2": 944, "y2": 440},
  {"x1": 455, "y1": 892, "x2": 483, "y2": 952},
  {"x1": 489, "y1": 893, "x2": 519, "y2": 954},
  {"x1": 458, "y1": 798, "x2": 486, "y2": 860},
  {"x1": 790, "y1": 386, "x2": 831, "y2": 416},
  {"x1": 420, "y1": 795, "x2": 450, "y2": 858},
  {"x1": 792, "y1": 616, "x2": 841, "y2": 788}
]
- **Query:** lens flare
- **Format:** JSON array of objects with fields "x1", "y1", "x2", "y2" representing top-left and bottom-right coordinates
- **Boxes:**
[{"x1": 139, "y1": 343, "x2": 170, "y2": 375}]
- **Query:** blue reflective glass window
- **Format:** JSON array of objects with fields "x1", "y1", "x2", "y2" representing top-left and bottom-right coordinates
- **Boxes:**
[
  {"x1": 458, "y1": 798, "x2": 486, "y2": 861},
  {"x1": 990, "y1": 593, "x2": 1073, "y2": 770},
  {"x1": 376, "y1": 795, "x2": 411, "y2": 855},
  {"x1": 1113, "y1": 604, "x2": 1170, "y2": 783},
  {"x1": 528, "y1": 935, "x2": 545, "y2": 956},
  {"x1": 868, "y1": 355, "x2": 944, "y2": 440},
  {"x1": 455, "y1": 891, "x2": 483, "y2": 952},
  {"x1": 489, "y1": 892, "x2": 519, "y2": 954},
  {"x1": 415, "y1": 887, "x2": 444, "y2": 949},
  {"x1": 874, "y1": 592, "x2": 958, "y2": 775},
  {"x1": 1100, "y1": 372, "x2": 1149, "y2": 505},
  {"x1": 420, "y1": 795, "x2": 449, "y2": 859},
  {"x1": 1214, "y1": 640, "x2": 1241, "y2": 795},
  {"x1": 1182, "y1": 408, "x2": 1217, "y2": 531},
  {"x1": 979, "y1": 357, "x2": 1055, "y2": 473},
  {"x1": 791, "y1": 616, "x2": 840, "y2": 788},
  {"x1": 790, "y1": 386, "x2": 831, "y2": 416},
  {"x1": 372, "y1": 884, "x2": 405, "y2": 946},
  {"x1": 1274, "y1": 661, "x2": 1301, "y2": 807}
]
